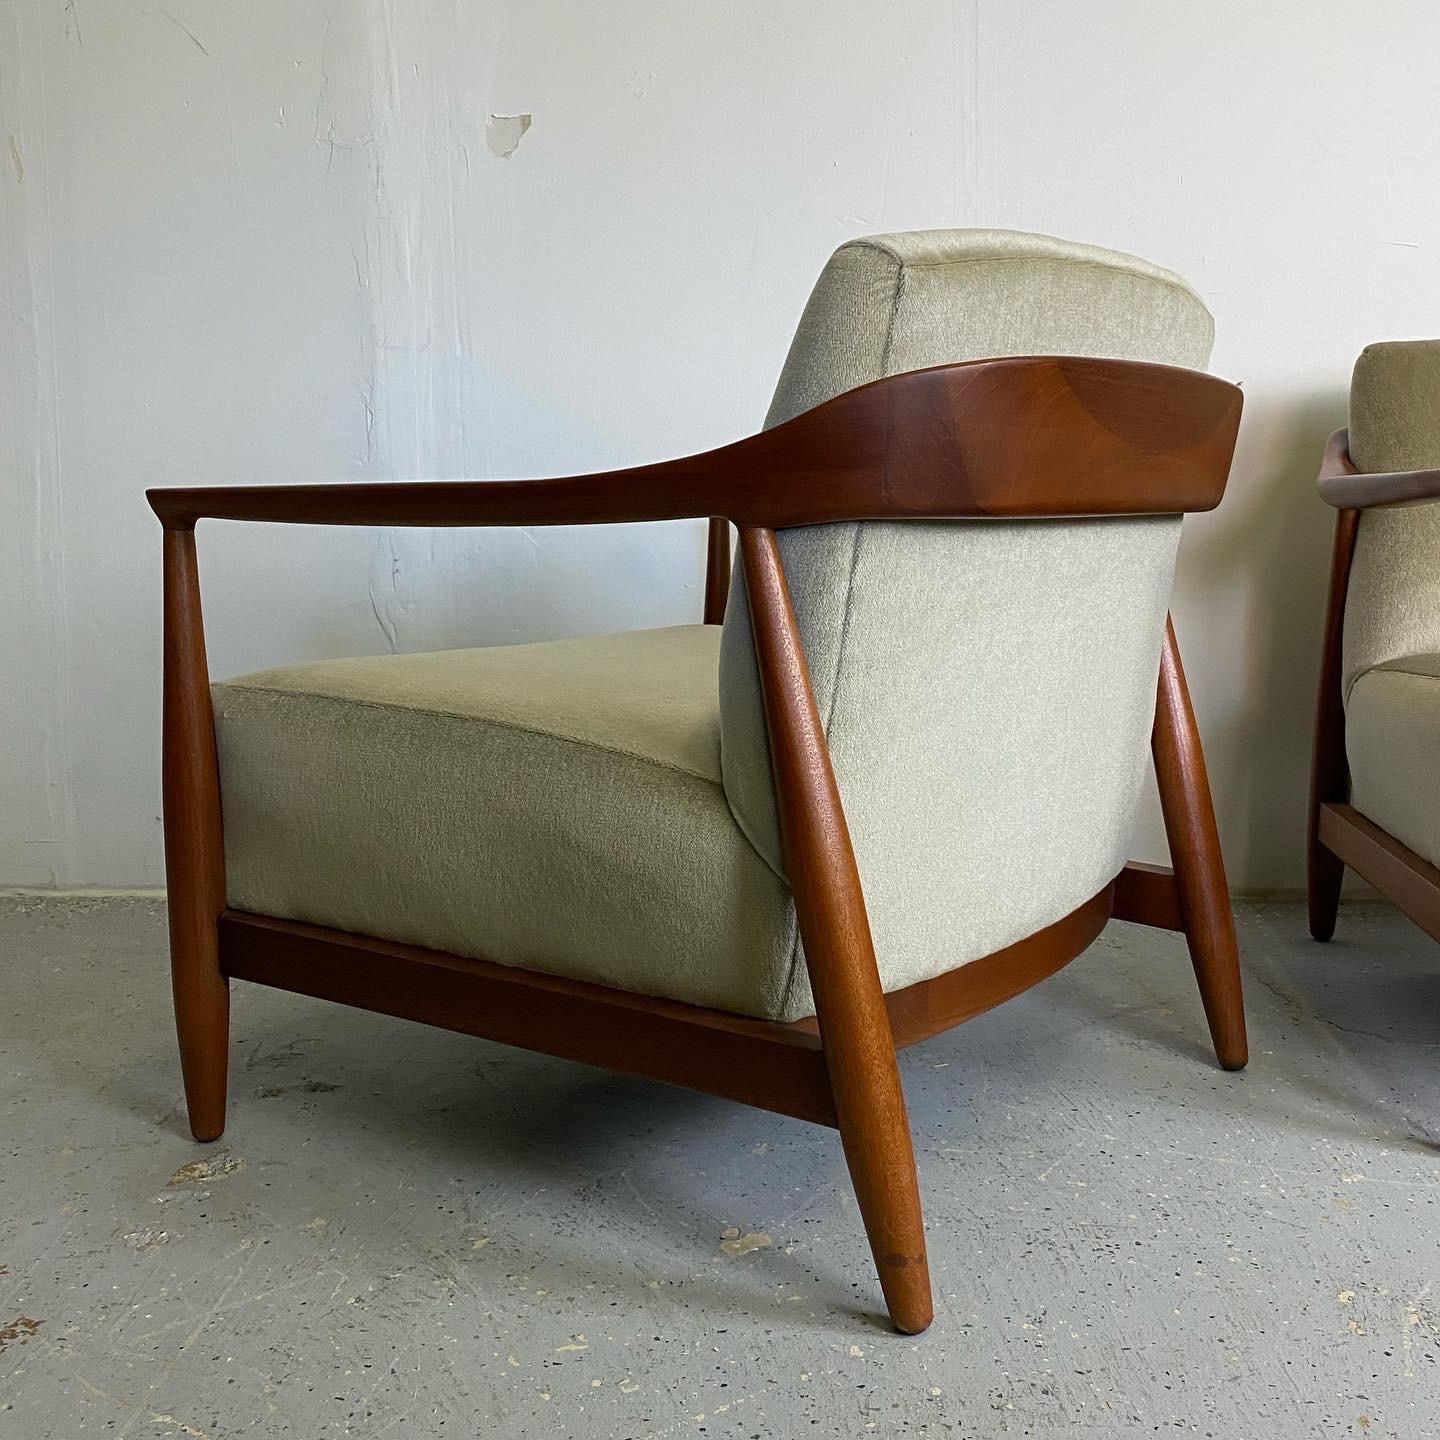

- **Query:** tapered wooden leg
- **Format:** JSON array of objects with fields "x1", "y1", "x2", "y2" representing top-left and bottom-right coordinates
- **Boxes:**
[
  {"x1": 1153, "y1": 616, "x2": 1248, "y2": 1072},
  {"x1": 825, "y1": 997, "x2": 933, "y2": 1334},
  {"x1": 1307, "y1": 508, "x2": 1359, "y2": 941},
  {"x1": 162, "y1": 527, "x2": 230, "y2": 1141},
  {"x1": 741, "y1": 528, "x2": 932, "y2": 1334},
  {"x1": 1308, "y1": 842, "x2": 1345, "y2": 943}
]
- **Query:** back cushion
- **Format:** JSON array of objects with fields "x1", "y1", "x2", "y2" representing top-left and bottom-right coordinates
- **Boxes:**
[
  {"x1": 1342, "y1": 340, "x2": 1440, "y2": 700},
  {"x1": 718, "y1": 229, "x2": 1214, "y2": 1009}
]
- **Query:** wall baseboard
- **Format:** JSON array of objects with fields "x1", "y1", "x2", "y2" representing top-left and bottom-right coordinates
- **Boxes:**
[{"x1": 0, "y1": 887, "x2": 167, "y2": 899}]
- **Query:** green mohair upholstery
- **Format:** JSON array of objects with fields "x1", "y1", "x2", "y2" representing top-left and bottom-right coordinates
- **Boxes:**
[
  {"x1": 719, "y1": 229, "x2": 1213, "y2": 1015},
  {"x1": 214, "y1": 627, "x2": 799, "y2": 1017},
  {"x1": 1341, "y1": 341, "x2": 1440, "y2": 700},
  {"x1": 1341, "y1": 340, "x2": 1440, "y2": 858},
  {"x1": 215, "y1": 228, "x2": 1215, "y2": 1022},
  {"x1": 1346, "y1": 654, "x2": 1440, "y2": 869}
]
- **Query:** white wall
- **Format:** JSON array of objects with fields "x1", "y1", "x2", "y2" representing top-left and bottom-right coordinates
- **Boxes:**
[{"x1": 4, "y1": 0, "x2": 1438, "y2": 891}]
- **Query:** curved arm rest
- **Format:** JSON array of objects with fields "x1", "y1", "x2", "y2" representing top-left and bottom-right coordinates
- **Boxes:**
[
  {"x1": 1317, "y1": 427, "x2": 1440, "y2": 509},
  {"x1": 147, "y1": 355, "x2": 1242, "y2": 531}
]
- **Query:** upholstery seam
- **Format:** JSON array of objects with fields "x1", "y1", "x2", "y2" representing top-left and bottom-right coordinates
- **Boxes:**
[
  {"x1": 1355, "y1": 660, "x2": 1440, "y2": 683},
  {"x1": 775, "y1": 256, "x2": 900, "y2": 1021},
  {"x1": 838, "y1": 241, "x2": 1207, "y2": 306},
  {"x1": 727, "y1": 786, "x2": 789, "y2": 881},
  {"x1": 213, "y1": 681, "x2": 722, "y2": 787},
  {"x1": 779, "y1": 522, "x2": 864, "y2": 1022}
]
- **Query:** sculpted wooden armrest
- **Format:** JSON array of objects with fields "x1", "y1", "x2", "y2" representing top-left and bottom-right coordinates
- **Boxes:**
[
  {"x1": 146, "y1": 356, "x2": 1241, "y2": 532},
  {"x1": 1317, "y1": 427, "x2": 1440, "y2": 509}
]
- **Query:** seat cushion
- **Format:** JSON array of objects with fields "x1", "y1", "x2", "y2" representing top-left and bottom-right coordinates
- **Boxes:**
[
  {"x1": 1347, "y1": 654, "x2": 1440, "y2": 869},
  {"x1": 212, "y1": 626, "x2": 802, "y2": 1020}
]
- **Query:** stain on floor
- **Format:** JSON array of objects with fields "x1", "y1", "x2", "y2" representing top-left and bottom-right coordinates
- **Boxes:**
[{"x1": 0, "y1": 1316, "x2": 41, "y2": 1355}]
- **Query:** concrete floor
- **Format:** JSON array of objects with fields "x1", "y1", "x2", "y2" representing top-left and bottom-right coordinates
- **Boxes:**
[{"x1": 0, "y1": 897, "x2": 1437, "y2": 1438}]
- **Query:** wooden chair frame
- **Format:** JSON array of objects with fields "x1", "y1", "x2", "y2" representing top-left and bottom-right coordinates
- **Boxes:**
[
  {"x1": 148, "y1": 355, "x2": 1248, "y2": 1335},
  {"x1": 1308, "y1": 427, "x2": 1440, "y2": 945}
]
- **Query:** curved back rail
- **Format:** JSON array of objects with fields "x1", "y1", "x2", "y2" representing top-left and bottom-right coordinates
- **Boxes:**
[{"x1": 149, "y1": 356, "x2": 1243, "y2": 531}]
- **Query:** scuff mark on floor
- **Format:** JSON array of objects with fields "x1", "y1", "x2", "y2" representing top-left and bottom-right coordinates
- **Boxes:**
[
  {"x1": 121, "y1": 1227, "x2": 171, "y2": 1252},
  {"x1": 167, "y1": 1153, "x2": 244, "y2": 1186},
  {"x1": 151, "y1": 1414, "x2": 211, "y2": 1440},
  {"x1": 245, "y1": 1037, "x2": 317, "y2": 1070},
  {"x1": 719, "y1": 1228, "x2": 771, "y2": 1256},
  {"x1": 255, "y1": 1079, "x2": 341, "y2": 1099}
]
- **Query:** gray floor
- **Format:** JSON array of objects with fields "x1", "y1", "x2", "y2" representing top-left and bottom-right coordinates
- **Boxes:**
[{"x1": 0, "y1": 898, "x2": 1437, "y2": 1438}]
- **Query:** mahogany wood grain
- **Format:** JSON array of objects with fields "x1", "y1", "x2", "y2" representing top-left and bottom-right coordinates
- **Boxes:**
[
  {"x1": 1317, "y1": 805, "x2": 1440, "y2": 945},
  {"x1": 1153, "y1": 616, "x2": 1248, "y2": 1071},
  {"x1": 740, "y1": 525, "x2": 932, "y2": 1335},
  {"x1": 1307, "y1": 503, "x2": 1360, "y2": 940},
  {"x1": 703, "y1": 517, "x2": 731, "y2": 624},
  {"x1": 1316, "y1": 426, "x2": 1440, "y2": 510},
  {"x1": 147, "y1": 357, "x2": 1241, "y2": 531},
  {"x1": 161, "y1": 528, "x2": 229, "y2": 1141},
  {"x1": 219, "y1": 911, "x2": 837, "y2": 1126},
  {"x1": 1111, "y1": 862, "x2": 1185, "y2": 931}
]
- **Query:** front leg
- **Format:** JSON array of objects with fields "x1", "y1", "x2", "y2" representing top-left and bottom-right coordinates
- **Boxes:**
[{"x1": 162, "y1": 527, "x2": 230, "y2": 1141}]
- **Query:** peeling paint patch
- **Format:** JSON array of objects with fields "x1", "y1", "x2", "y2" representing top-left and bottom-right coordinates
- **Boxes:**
[
  {"x1": 486, "y1": 113, "x2": 532, "y2": 159},
  {"x1": 7, "y1": 134, "x2": 21, "y2": 183},
  {"x1": 0, "y1": 1316, "x2": 40, "y2": 1353},
  {"x1": 167, "y1": 1152, "x2": 244, "y2": 1185}
]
